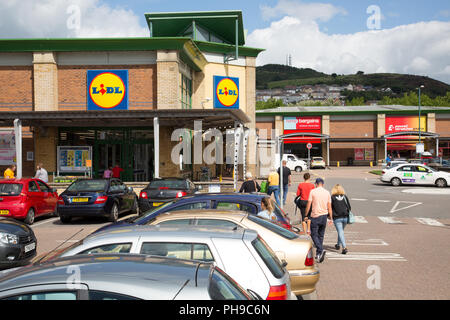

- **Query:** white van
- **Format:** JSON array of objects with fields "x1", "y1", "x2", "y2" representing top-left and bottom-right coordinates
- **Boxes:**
[{"x1": 275, "y1": 154, "x2": 308, "y2": 172}]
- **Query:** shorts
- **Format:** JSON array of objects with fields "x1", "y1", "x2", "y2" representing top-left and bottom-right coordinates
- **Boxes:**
[{"x1": 298, "y1": 200, "x2": 312, "y2": 221}]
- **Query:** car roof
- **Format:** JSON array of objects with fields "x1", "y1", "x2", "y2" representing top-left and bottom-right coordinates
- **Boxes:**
[
  {"x1": 0, "y1": 254, "x2": 213, "y2": 299},
  {"x1": 167, "y1": 193, "x2": 268, "y2": 203},
  {"x1": 86, "y1": 223, "x2": 251, "y2": 243},
  {"x1": 0, "y1": 178, "x2": 34, "y2": 184}
]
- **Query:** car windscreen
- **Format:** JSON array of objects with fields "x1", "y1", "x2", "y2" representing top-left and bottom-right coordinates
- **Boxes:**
[
  {"x1": 251, "y1": 236, "x2": 285, "y2": 279},
  {"x1": 0, "y1": 183, "x2": 23, "y2": 196},
  {"x1": 132, "y1": 201, "x2": 175, "y2": 223},
  {"x1": 66, "y1": 180, "x2": 107, "y2": 193},
  {"x1": 248, "y1": 215, "x2": 299, "y2": 240},
  {"x1": 147, "y1": 180, "x2": 187, "y2": 189},
  {"x1": 208, "y1": 267, "x2": 252, "y2": 300}
]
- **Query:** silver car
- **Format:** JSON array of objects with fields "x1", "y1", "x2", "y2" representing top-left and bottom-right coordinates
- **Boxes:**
[
  {"x1": 47, "y1": 225, "x2": 294, "y2": 300},
  {"x1": 0, "y1": 254, "x2": 253, "y2": 300}
]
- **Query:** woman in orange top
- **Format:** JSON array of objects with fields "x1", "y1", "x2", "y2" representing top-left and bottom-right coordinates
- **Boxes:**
[{"x1": 3, "y1": 165, "x2": 16, "y2": 179}]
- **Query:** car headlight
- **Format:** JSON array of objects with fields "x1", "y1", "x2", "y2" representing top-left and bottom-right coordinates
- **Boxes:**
[{"x1": 0, "y1": 233, "x2": 19, "y2": 245}]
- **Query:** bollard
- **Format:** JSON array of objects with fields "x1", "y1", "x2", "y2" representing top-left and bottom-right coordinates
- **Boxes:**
[
  {"x1": 370, "y1": 161, "x2": 373, "y2": 167},
  {"x1": 219, "y1": 175, "x2": 222, "y2": 182},
  {"x1": 337, "y1": 161, "x2": 340, "y2": 167}
]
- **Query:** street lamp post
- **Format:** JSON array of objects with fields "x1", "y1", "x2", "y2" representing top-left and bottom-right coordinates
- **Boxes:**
[{"x1": 418, "y1": 85, "x2": 424, "y2": 157}]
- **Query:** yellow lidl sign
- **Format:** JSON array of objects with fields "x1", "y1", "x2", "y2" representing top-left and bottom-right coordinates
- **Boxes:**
[
  {"x1": 87, "y1": 70, "x2": 128, "y2": 110},
  {"x1": 214, "y1": 76, "x2": 239, "y2": 109}
]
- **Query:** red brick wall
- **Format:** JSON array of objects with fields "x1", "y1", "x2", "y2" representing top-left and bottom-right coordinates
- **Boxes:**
[
  {"x1": 330, "y1": 120, "x2": 376, "y2": 138},
  {"x1": 0, "y1": 66, "x2": 33, "y2": 111},
  {"x1": 436, "y1": 120, "x2": 450, "y2": 137},
  {"x1": 58, "y1": 65, "x2": 157, "y2": 110},
  {"x1": 256, "y1": 122, "x2": 274, "y2": 139}
]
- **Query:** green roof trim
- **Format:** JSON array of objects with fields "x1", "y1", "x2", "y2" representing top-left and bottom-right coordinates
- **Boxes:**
[
  {"x1": 194, "y1": 40, "x2": 264, "y2": 57},
  {"x1": 0, "y1": 37, "x2": 208, "y2": 71},
  {"x1": 145, "y1": 11, "x2": 245, "y2": 45}
]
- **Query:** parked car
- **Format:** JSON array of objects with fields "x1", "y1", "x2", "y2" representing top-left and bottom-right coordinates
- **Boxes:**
[
  {"x1": 57, "y1": 178, "x2": 138, "y2": 223},
  {"x1": 138, "y1": 177, "x2": 199, "y2": 212},
  {"x1": 94, "y1": 210, "x2": 318, "y2": 298},
  {"x1": 0, "y1": 217, "x2": 37, "y2": 270},
  {"x1": 310, "y1": 157, "x2": 326, "y2": 169},
  {"x1": 0, "y1": 178, "x2": 58, "y2": 225},
  {"x1": 97, "y1": 193, "x2": 294, "y2": 233},
  {"x1": 0, "y1": 254, "x2": 253, "y2": 300},
  {"x1": 381, "y1": 164, "x2": 450, "y2": 187},
  {"x1": 425, "y1": 158, "x2": 450, "y2": 172},
  {"x1": 275, "y1": 154, "x2": 308, "y2": 172},
  {"x1": 43, "y1": 224, "x2": 293, "y2": 300}
]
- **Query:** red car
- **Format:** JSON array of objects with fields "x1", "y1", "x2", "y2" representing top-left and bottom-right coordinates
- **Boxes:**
[{"x1": 0, "y1": 179, "x2": 58, "y2": 225}]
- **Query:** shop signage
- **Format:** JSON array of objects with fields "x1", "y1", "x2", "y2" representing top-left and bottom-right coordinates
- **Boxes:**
[
  {"x1": 0, "y1": 131, "x2": 16, "y2": 165},
  {"x1": 354, "y1": 148, "x2": 365, "y2": 161},
  {"x1": 213, "y1": 76, "x2": 239, "y2": 109},
  {"x1": 57, "y1": 146, "x2": 92, "y2": 174},
  {"x1": 385, "y1": 116, "x2": 426, "y2": 135},
  {"x1": 87, "y1": 70, "x2": 128, "y2": 111},
  {"x1": 283, "y1": 116, "x2": 322, "y2": 144}
]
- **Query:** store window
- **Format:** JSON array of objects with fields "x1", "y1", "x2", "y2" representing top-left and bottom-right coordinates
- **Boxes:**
[{"x1": 181, "y1": 74, "x2": 192, "y2": 109}]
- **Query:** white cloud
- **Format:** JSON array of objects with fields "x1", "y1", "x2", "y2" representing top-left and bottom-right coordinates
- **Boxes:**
[
  {"x1": 247, "y1": 16, "x2": 450, "y2": 84},
  {"x1": 0, "y1": 0, "x2": 148, "y2": 38},
  {"x1": 260, "y1": 0, "x2": 347, "y2": 22}
]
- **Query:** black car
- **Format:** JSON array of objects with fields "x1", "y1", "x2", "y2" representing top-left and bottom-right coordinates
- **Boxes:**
[
  {"x1": 57, "y1": 178, "x2": 138, "y2": 223},
  {"x1": 0, "y1": 217, "x2": 37, "y2": 270},
  {"x1": 138, "y1": 178, "x2": 198, "y2": 212}
]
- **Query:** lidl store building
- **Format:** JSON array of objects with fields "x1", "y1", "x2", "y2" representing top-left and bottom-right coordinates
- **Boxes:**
[
  {"x1": 256, "y1": 105, "x2": 450, "y2": 173},
  {"x1": 0, "y1": 11, "x2": 263, "y2": 181}
]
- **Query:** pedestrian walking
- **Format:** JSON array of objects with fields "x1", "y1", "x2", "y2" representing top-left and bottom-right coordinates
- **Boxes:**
[
  {"x1": 295, "y1": 172, "x2": 315, "y2": 234},
  {"x1": 112, "y1": 163, "x2": 124, "y2": 179},
  {"x1": 257, "y1": 197, "x2": 277, "y2": 221},
  {"x1": 34, "y1": 163, "x2": 48, "y2": 183},
  {"x1": 277, "y1": 160, "x2": 291, "y2": 206},
  {"x1": 103, "y1": 166, "x2": 113, "y2": 178},
  {"x1": 3, "y1": 165, "x2": 16, "y2": 179},
  {"x1": 267, "y1": 167, "x2": 281, "y2": 206},
  {"x1": 331, "y1": 184, "x2": 351, "y2": 255},
  {"x1": 305, "y1": 178, "x2": 332, "y2": 263},
  {"x1": 239, "y1": 172, "x2": 260, "y2": 193}
]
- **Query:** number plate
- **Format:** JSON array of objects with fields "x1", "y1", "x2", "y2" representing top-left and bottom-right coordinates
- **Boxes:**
[
  {"x1": 153, "y1": 202, "x2": 163, "y2": 207},
  {"x1": 24, "y1": 242, "x2": 36, "y2": 253},
  {"x1": 0, "y1": 210, "x2": 9, "y2": 215},
  {"x1": 72, "y1": 197, "x2": 89, "y2": 203}
]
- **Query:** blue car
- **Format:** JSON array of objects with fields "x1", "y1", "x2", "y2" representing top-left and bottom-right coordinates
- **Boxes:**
[
  {"x1": 57, "y1": 178, "x2": 138, "y2": 224},
  {"x1": 95, "y1": 193, "x2": 293, "y2": 233}
]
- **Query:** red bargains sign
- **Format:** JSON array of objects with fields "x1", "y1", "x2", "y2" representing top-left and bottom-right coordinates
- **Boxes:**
[{"x1": 284, "y1": 117, "x2": 321, "y2": 144}]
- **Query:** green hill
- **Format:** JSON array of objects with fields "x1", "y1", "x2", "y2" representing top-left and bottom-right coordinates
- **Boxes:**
[{"x1": 256, "y1": 64, "x2": 450, "y2": 98}]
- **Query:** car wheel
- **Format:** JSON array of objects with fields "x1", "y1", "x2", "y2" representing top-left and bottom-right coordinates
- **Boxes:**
[
  {"x1": 24, "y1": 208, "x2": 35, "y2": 225},
  {"x1": 391, "y1": 177, "x2": 402, "y2": 187},
  {"x1": 131, "y1": 197, "x2": 138, "y2": 215},
  {"x1": 60, "y1": 215, "x2": 72, "y2": 224},
  {"x1": 109, "y1": 203, "x2": 119, "y2": 222},
  {"x1": 295, "y1": 166, "x2": 303, "y2": 173},
  {"x1": 435, "y1": 178, "x2": 447, "y2": 188}
]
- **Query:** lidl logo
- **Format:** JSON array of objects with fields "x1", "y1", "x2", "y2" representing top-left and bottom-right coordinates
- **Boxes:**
[
  {"x1": 87, "y1": 70, "x2": 128, "y2": 110},
  {"x1": 214, "y1": 76, "x2": 239, "y2": 109}
]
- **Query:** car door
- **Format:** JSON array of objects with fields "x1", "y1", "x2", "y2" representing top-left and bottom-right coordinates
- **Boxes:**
[
  {"x1": 27, "y1": 181, "x2": 45, "y2": 214},
  {"x1": 117, "y1": 180, "x2": 133, "y2": 210},
  {"x1": 396, "y1": 165, "x2": 416, "y2": 185},
  {"x1": 109, "y1": 180, "x2": 126, "y2": 212},
  {"x1": 413, "y1": 165, "x2": 435, "y2": 185},
  {"x1": 36, "y1": 180, "x2": 54, "y2": 214}
]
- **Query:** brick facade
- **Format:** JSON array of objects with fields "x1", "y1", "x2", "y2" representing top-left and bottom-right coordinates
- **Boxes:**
[
  {"x1": 0, "y1": 66, "x2": 33, "y2": 112},
  {"x1": 58, "y1": 65, "x2": 157, "y2": 111}
]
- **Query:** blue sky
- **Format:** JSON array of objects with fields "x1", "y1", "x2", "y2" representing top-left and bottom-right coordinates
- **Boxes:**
[{"x1": 104, "y1": 0, "x2": 450, "y2": 35}]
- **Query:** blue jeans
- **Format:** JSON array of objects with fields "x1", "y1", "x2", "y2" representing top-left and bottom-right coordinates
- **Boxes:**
[
  {"x1": 281, "y1": 184, "x2": 289, "y2": 205},
  {"x1": 267, "y1": 185, "x2": 280, "y2": 206},
  {"x1": 310, "y1": 215, "x2": 328, "y2": 256},
  {"x1": 333, "y1": 217, "x2": 348, "y2": 248}
]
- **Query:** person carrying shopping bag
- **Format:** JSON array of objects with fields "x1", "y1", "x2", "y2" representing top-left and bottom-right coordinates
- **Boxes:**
[{"x1": 331, "y1": 184, "x2": 351, "y2": 255}]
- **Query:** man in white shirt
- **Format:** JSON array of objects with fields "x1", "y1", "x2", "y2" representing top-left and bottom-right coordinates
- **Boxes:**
[{"x1": 35, "y1": 163, "x2": 49, "y2": 183}]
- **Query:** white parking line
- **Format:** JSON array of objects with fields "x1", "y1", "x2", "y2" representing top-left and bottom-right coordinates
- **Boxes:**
[
  {"x1": 324, "y1": 239, "x2": 388, "y2": 246},
  {"x1": 351, "y1": 198, "x2": 368, "y2": 201},
  {"x1": 415, "y1": 218, "x2": 445, "y2": 227},
  {"x1": 390, "y1": 201, "x2": 422, "y2": 213},
  {"x1": 326, "y1": 252, "x2": 407, "y2": 262},
  {"x1": 373, "y1": 200, "x2": 391, "y2": 203},
  {"x1": 354, "y1": 216, "x2": 368, "y2": 223},
  {"x1": 378, "y1": 216, "x2": 404, "y2": 224},
  {"x1": 32, "y1": 217, "x2": 59, "y2": 227}
]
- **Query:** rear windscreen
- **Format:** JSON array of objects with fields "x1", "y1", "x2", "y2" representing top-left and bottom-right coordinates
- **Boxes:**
[
  {"x1": 147, "y1": 180, "x2": 187, "y2": 189},
  {"x1": 0, "y1": 184, "x2": 23, "y2": 196},
  {"x1": 66, "y1": 180, "x2": 107, "y2": 192},
  {"x1": 251, "y1": 237, "x2": 285, "y2": 279}
]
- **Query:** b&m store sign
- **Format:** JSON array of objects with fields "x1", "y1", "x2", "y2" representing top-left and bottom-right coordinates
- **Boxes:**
[
  {"x1": 214, "y1": 76, "x2": 239, "y2": 109},
  {"x1": 87, "y1": 70, "x2": 129, "y2": 111}
]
